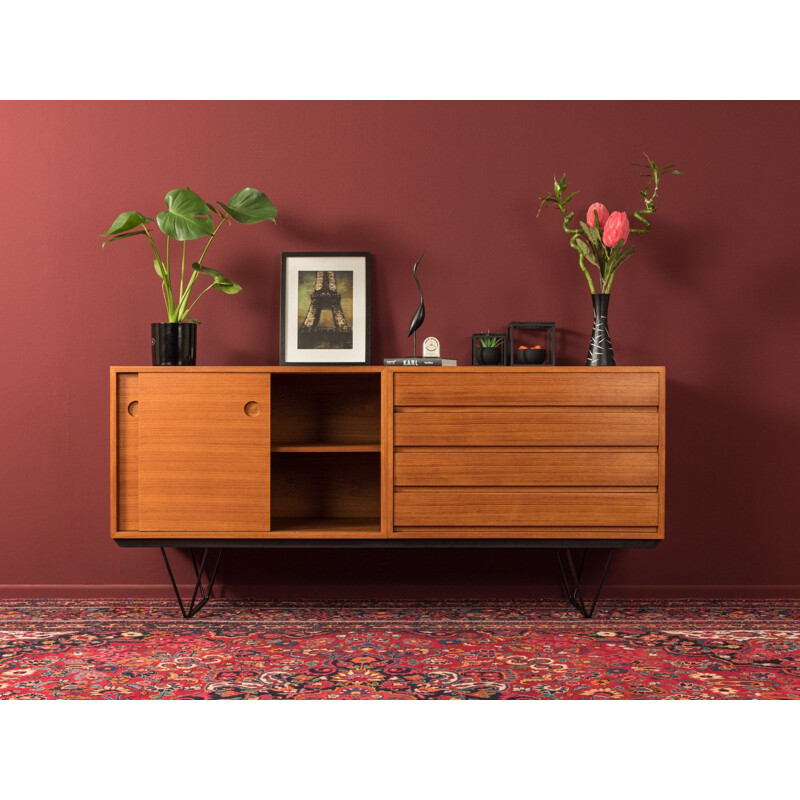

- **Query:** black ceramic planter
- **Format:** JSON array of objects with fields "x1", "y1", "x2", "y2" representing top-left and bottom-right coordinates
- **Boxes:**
[
  {"x1": 151, "y1": 322, "x2": 197, "y2": 366},
  {"x1": 477, "y1": 347, "x2": 502, "y2": 365}
]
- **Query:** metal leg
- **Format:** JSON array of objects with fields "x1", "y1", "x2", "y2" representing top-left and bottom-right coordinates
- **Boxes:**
[
  {"x1": 555, "y1": 548, "x2": 614, "y2": 618},
  {"x1": 160, "y1": 547, "x2": 223, "y2": 618}
]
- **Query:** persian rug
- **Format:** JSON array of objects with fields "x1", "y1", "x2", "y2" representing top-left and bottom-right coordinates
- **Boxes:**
[{"x1": 0, "y1": 599, "x2": 798, "y2": 699}]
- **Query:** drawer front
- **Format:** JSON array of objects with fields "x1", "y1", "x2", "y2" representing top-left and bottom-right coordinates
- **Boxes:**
[
  {"x1": 394, "y1": 449, "x2": 659, "y2": 487},
  {"x1": 394, "y1": 491, "x2": 659, "y2": 528},
  {"x1": 394, "y1": 408, "x2": 658, "y2": 447},
  {"x1": 394, "y1": 371, "x2": 659, "y2": 407}
]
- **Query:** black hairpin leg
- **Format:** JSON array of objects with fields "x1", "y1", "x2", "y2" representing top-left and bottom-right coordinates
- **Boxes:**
[
  {"x1": 555, "y1": 548, "x2": 614, "y2": 618},
  {"x1": 160, "y1": 547, "x2": 223, "y2": 618}
]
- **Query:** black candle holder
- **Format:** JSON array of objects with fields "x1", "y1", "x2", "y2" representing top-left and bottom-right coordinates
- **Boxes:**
[{"x1": 507, "y1": 322, "x2": 556, "y2": 365}]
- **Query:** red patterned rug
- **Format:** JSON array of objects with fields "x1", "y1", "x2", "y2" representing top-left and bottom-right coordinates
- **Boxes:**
[{"x1": 1, "y1": 599, "x2": 798, "y2": 699}]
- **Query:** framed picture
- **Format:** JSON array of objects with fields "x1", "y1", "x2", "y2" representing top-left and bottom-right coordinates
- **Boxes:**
[{"x1": 280, "y1": 252, "x2": 371, "y2": 365}]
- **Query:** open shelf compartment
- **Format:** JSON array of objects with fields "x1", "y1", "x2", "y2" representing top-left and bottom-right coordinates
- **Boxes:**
[
  {"x1": 271, "y1": 451, "x2": 381, "y2": 534},
  {"x1": 270, "y1": 372, "x2": 381, "y2": 448}
]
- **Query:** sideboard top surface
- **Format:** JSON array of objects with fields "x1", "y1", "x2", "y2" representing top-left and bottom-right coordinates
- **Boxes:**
[{"x1": 111, "y1": 365, "x2": 665, "y2": 374}]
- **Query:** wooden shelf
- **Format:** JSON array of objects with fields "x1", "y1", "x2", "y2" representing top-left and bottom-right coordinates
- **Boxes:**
[
  {"x1": 271, "y1": 443, "x2": 381, "y2": 453},
  {"x1": 270, "y1": 517, "x2": 382, "y2": 534}
]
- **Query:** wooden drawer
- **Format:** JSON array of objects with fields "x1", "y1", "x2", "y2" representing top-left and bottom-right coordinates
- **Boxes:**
[
  {"x1": 394, "y1": 371, "x2": 660, "y2": 407},
  {"x1": 394, "y1": 490, "x2": 659, "y2": 528},
  {"x1": 394, "y1": 408, "x2": 658, "y2": 447},
  {"x1": 394, "y1": 449, "x2": 659, "y2": 487}
]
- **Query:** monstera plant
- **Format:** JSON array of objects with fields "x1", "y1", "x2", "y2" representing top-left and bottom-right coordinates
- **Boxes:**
[
  {"x1": 101, "y1": 186, "x2": 276, "y2": 322},
  {"x1": 100, "y1": 186, "x2": 276, "y2": 364}
]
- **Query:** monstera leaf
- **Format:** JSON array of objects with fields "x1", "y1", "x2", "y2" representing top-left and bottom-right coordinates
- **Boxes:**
[
  {"x1": 100, "y1": 211, "x2": 153, "y2": 244},
  {"x1": 192, "y1": 264, "x2": 242, "y2": 294},
  {"x1": 156, "y1": 188, "x2": 214, "y2": 241},
  {"x1": 219, "y1": 188, "x2": 277, "y2": 224}
]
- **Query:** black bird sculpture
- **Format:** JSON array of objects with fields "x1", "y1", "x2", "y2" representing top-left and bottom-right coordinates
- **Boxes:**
[{"x1": 407, "y1": 251, "x2": 425, "y2": 355}]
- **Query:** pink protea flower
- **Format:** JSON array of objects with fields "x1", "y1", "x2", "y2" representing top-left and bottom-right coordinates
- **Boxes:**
[
  {"x1": 586, "y1": 202, "x2": 609, "y2": 229},
  {"x1": 602, "y1": 211, "x2": 630, "y2": 247}
]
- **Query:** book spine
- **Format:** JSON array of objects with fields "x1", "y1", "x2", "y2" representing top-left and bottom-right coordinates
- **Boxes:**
[{"x1": 383, "y1": 358, "x2": 456, "y2": 366}]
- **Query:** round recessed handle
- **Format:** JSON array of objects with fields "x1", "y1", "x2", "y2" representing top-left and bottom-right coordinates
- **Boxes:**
[
  {"x1": 127, "y1": 401, "x2": 139, "y2": 417},
  {"x1": 244, "y1": 401, "x2": 261, "y2": 417}
]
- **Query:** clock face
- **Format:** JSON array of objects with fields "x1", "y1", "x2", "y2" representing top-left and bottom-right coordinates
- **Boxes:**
[{"x1": 423, "y1": 336, "x2": 440, "y2": 357}]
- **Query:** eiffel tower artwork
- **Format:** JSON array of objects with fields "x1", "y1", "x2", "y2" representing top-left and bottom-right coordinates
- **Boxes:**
[{"x1": 298, "y1": 270, "x2": 353, "y2": 350}]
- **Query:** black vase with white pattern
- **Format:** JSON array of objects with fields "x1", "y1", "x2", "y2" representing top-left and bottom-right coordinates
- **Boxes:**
[{"x1": 586, "y1": 293, "x2": 615, "y2": 366}]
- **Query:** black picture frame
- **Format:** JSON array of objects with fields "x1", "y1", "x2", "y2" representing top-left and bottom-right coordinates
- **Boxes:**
[{"x1": 280, "y1": 252, "x2": 372, "y2": 365}]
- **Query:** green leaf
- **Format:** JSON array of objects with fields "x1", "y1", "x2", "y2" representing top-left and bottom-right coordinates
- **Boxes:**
[
  {"x1": 100, "y1": 229, "x2": 150, "y2": 247},
  {"x1": 206, "y1": 202, "x2": 222, "y2": 216},
  {"x1": 615, "y1": 246, "x2": 636, "y2": 269},
  {"x1": 192, "y1": 264, "x2": 223, "y2": 278},
  {"x1": 536, "y1": 196, "x2": 554, "y2": 217},
  {"x1": 184, "y1": 317, "x2": 202, "y2": 324},
  {"x1": 213, "y1": 278, "x2": 242, "y2": 294},
  {"x1": 219, "y1": 188, "x2": 277, "y2": 224},
  {"x1": 574, "y1": 237, "x2": 597, "y2": 266},
  {"x1": 156, "y1": 188, "x2": 214, "y2": 241},
  {"x1": 580, "y1": 221, "x2": 602, "y2": 247},
  {"x1": 192, "y1": 263, "x2": 242, "y2": 294},
  {"x1": 100, "y1": 211, "x2": 153, "y2": 237},
  {"x1": 153, "y1": 258, "x2": 166, "y2": 279}
]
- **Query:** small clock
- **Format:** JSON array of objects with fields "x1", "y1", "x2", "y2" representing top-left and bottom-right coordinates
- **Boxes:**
[{"x1": 422, "y1": 336, "x2": 440, "y2": 358}]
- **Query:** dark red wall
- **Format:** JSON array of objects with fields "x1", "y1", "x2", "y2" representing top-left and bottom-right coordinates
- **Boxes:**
[{"x1": 2, "y1": 101, "x2": 798, "y2": 596}]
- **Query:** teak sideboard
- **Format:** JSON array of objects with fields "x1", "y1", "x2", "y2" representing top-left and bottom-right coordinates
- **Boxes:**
[{"x1": 110, "y1": 366, "x2": 665, "y2": 616}]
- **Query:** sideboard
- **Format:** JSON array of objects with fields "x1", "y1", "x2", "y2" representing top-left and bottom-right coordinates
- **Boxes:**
[{"x1": 111, "y1": 366, "x2": 665, "y2": 615}]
